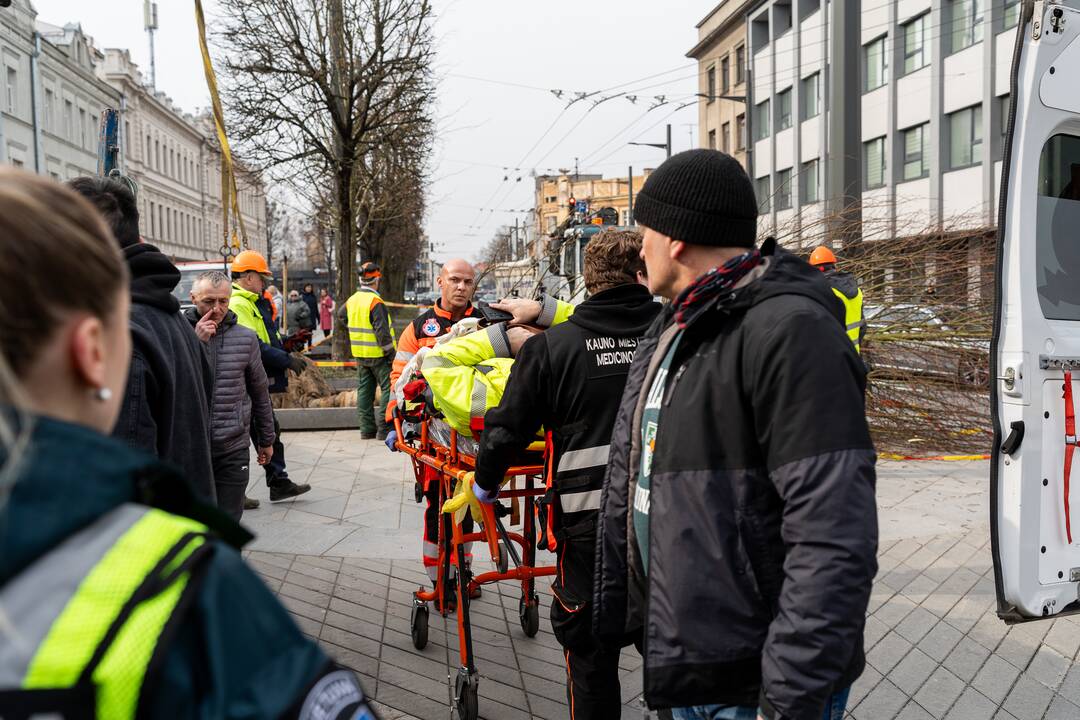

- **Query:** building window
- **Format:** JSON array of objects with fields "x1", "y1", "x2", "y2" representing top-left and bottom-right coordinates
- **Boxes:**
[
  {"x1": 755, "y1": 175, "x2": 771, "y2": 212},
  {"x1": 5, "y1": 67, "x2": 16, "y2": 114},
  {"x1": 801, "y1": 159, "x2": 820, "y2": 204},
  {"x1": 736, "y1": 114, "x2": 747, "y2": 150},
  {"x1": 864, "y1": 137, "x2": 886, "y2": 189},
  {"x1": 124, "y1": 120, "x2": 130, "y2": 156},
  {"x1": 722, "y1": 121, "x2": 731, "y2": 153},
  {"x1": 63, "y1": 100, "x2": 73, "y2": 140},
  {"x1": 708, "y1": 129, "x2": 717, "y2": 150},
  {"x1": 903, "y1": 14, "x2": 928, "y2": 74},
  {"x1": 864, "y1": 36, "x2": 888, "y2": 92},
  {"x1": 44, "y1": 89, "x2": 53, "y2": 130},
  {"x1": 1002, "y1": 0, "x2": 1021, "y2": 29},
  {"x1": 753, "y1": 99, "x2": 770, "y2": 141},
  {"x1": 902, "y1": 123, "x2": 930, "y2": 180},
  {"x1": 735, "y1": 45, "x2": 746, "y2": 85},
  {"x1": 707, "y1": 65, "x2": 716, "y2": 102},
  {"x1": 775, "y1": 89, "x2": 792, "y2": 132},
  {"x1": 154, "y1": 140, "x2": 160, "y2": 170},
  {"x1": 949, "y1": 104, "x2": 983, "y2": 169},
  {"x1": 949, "y1": 0, "x2": 984, "y2": 54},
  {"x1": 776, "y1": 168, "x2": 793, "y2": 210},
  {"x1": 800, "y1": 73, "x2": 820, "y2": 120},
  {"x1": 79, "y1": 108, "x2": 86, "y2": 148},
  {"x1": 721, "y1": 56, "x2": 730, "y2": 94},
  {"x1": 149, "y1": 201, "x2": 156, "y2": 236},
  {"x1": 1000, "y1": 94, "x2": 1011, "y2": 141}
]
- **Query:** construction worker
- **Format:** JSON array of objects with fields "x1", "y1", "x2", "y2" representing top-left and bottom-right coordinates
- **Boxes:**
[
  {"x1": 340, "y1": 261, "x2": 396, "y2": 440},
  {"x1": 809, "y1": 246, "x2": 866, "y2": 353},
  {"x1": 449, "y1": 230, "x2": 659, "y2": 719},
  {"x1": 0, "y1": 169, "x2": 378, "y2": 719},
  {"x1": 229, "y1": 250, "x2": 312, "y2": 502}
]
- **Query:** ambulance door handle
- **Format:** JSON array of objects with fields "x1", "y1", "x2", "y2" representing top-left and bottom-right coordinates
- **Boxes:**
[{"x1": 1001, "y1": 421, "x2": 1025, "y2": 456}]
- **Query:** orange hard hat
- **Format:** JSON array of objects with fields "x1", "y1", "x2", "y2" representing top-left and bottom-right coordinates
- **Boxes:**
[
  {"x1": 232, "y1": 249, "x2": 271, "y2": 276},
  {"x1": 809, "y1": 246, "x2": 837, "y2": 267},
  {"x1": 360, "y1": 261, "x2": 382, "y2": 280}
]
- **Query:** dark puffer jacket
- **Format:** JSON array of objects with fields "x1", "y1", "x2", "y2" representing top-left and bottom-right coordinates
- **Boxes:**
[
  {"x1": 593, "y1": 242, "x2": 878, "y2": 719},
  {"x1": 184, "y1": 309, "x2": 275, "y2": 456},
  {"x1": 113, "y1": 243, "x2": 215, "y2": 501}
]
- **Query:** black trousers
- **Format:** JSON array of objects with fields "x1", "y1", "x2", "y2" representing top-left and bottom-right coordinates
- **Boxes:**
[
  {"x1": 250, "y1": 410, "x2": 289, "y2": 488},
  {"x1": 551, "y1": 515, "x2": 638, "y2": 719},
  {"x1": 213, "y1": 446, "x2": 250, "y2": 522}
]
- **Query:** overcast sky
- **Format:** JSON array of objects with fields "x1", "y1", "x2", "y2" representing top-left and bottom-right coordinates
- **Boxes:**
[{"x1": 35, "y1": 0, "x2": 706, "y2": 261}]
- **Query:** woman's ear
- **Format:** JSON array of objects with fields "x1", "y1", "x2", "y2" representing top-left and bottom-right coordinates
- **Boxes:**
[{"x1": 68, "y1": 314, "x2": 107, "y2": 391}]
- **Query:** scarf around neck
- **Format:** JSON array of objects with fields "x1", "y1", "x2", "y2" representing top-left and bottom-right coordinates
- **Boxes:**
[{"x1": 672, "y1": 249, "x2": 762, "y2": 328}]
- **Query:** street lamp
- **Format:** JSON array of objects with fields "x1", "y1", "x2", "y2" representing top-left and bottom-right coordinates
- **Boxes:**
[{"x1": 628, "y1": 123, "x2": 672, "y2": 159}]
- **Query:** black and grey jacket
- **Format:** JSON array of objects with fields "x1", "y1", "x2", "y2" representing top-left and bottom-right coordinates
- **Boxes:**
[
  {"x1": 475, "y1": 284, "x2": 661, "y2": 519},
  {"x1": 592, "y1": 243, "x2": 878, "y2": 719},
  {"x1": 185, "y1": 309, "x2": 275, "y2": 456}
]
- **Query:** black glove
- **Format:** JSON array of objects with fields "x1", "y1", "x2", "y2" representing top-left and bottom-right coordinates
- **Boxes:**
[{"x1": 288, "y1": 353, "x2": 307, "y2": 374}]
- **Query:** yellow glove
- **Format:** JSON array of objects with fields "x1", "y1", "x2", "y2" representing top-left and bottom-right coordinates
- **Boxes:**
[{"x1": 442, "y1": 472, "x2": 484, "y2": 524}]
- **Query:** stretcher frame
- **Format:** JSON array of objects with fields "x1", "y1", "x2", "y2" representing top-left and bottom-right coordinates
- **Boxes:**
[{"x1": 393, "y1": 415, "x2": 555, "y2": 720}]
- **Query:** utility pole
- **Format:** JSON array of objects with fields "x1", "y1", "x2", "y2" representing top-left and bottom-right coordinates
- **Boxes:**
[
  {"x1": 144, "y1": 1, "x2": 158, "y2": 90},
  {"x1": 629, "y1": 124, "x2": 672, "y2": 158},
  {"x1": 628, "y1": 166, "x2": 634, "y2": 225},
  {"x1": 827, "y1": 0, "x2": 862, "y2": 248}
]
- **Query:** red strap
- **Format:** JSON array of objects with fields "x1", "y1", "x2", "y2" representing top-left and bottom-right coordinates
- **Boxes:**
[
  {"x1": 1066, "y1": 371, "x2": 1076, "y2": 544},
  {"x1": 545, "y1": 432, "x2": 558, "y2": 552}
]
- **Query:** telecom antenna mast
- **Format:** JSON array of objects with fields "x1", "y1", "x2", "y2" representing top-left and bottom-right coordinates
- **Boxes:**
[{"x1": 144, "y1": 1, "x2": 159, "y2": 89}]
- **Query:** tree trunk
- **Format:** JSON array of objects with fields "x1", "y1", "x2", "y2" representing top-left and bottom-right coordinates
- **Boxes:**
[{"x1": 329, "y1": 0, "x2": 353, "y2": 362}]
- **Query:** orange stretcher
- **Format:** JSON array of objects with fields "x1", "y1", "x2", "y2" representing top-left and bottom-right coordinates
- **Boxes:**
[{"x1": 393, "y1": 415, "x2": 555, "y2": 720}]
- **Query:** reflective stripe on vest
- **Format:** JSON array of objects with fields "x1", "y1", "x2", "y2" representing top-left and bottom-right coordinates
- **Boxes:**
[
  {"x1": 556, "y1": 445, "x2": 611, "y2": 474},
  {"x1": 0, "y1": 503, "x2": 209, "y2": 718},
  {"x1": 560, "y1": 489, "x2": 602, "y2": 513},
  {"x1": 832, "y1": 287, "x2": 865, "y2": 354},
  {"x1": 346, "y1": 289, "x2": 396, "y2": 359}
]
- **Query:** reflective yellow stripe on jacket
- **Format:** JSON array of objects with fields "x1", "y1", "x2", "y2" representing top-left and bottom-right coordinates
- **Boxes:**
[
  {"x1": 422, "y1": 326, "x2": 514, "y2": 437},
  {"x1": 1, "y1": 503, "x2": 209, "y2": 719},
  {"x1": 832, "y1": 286, "x2": 865, "y2": 354},
  {"x1": 346, "y1": 289, "x2": 396, "y2": 359}
]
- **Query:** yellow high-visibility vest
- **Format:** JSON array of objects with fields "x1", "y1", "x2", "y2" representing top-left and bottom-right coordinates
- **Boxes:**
[
  {"x1": 346, "y1": 289, "x2": 396, "y2": 359},
  {"x1": 832, "y1": 286, "x2": 865, "y2": 354},
  {"x1": 1, "y1": 503, "x2": 209, "y2": 719}
]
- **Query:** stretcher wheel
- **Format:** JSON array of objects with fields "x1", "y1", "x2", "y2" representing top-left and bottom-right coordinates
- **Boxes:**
[
  {"x1": 414, "y1": 481, "x2": 424, "y2": 504},
  {"x1": 519, "y1": 594, "x2": 540, "y2": 638},
  {"x1": 497, "y1": 542, "x2": 509, "y2": 574},
  {"x1": 454, "y1": 671, "x2": 479, "y2": 720},
  {"x1": 410, "y1": 603, "x2": 429, "y2": 650}
]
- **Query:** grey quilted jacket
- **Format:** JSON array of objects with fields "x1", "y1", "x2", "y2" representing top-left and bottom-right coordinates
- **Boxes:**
[{"x1": 185, "y1": 308, "x2": 276, "y2": 455}]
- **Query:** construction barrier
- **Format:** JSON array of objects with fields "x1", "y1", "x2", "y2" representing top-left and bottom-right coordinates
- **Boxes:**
[
  {"x1": 313, "y1": 361, "x2": 358, "y2": 368},
  {"x1": 879, "y1": 453, "x2": 991, "y2": 461}
]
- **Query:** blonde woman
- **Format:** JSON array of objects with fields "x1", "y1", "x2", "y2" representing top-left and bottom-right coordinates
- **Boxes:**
[{"x1": 0, "y1": 170, "x2": 377, "y2": 719}]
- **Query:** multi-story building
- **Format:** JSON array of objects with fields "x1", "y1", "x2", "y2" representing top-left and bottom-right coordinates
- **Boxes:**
[
  {"x1": 533, "y1": 170, "x2": 652, "y2": 238},
  {"x1": 745, "y1": 0, "x2": 1021, "y2": 247},
  {"x1": 0, "y1": 0, "x2": 266, "y2": 262},
  {"x1": 687, "y1": 1, "x2": 755, "y2": 171}
]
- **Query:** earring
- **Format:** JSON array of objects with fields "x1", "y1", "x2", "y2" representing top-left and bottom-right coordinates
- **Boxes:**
[{"x1": 94, "y1": 387, "x2": 113, "y2": 402}]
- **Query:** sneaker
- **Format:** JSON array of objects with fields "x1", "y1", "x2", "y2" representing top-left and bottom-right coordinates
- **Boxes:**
[
  {"x1": 359, "y1": 432, "x2": 377, "y2": 440},
  {"x1": 243, "y1": 496, "x2": 260, "y2": 510},
  {"x1": 269, "y1": 481, "x2": 312, "y2": 502}
]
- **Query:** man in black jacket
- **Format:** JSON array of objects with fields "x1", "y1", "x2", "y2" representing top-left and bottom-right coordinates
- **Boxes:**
[
  {"x1": 592, "y1": 150, "x2": 878, "y2": 720},
  {"x1": 68, "y1": 176, "x2": 216, "y2": 501},
  {"x1": 474, "y1": 229, "x2": 661, "y2": 719}
]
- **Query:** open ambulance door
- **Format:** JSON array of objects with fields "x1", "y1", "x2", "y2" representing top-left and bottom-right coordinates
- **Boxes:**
[{"x1": 993, "y1": 0, "x2": 1080, "y2": 622}]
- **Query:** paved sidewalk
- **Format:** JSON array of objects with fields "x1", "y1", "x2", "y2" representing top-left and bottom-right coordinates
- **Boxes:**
[{"x1": 239, "y1": 431, "x2": 1080, "y2": 720}]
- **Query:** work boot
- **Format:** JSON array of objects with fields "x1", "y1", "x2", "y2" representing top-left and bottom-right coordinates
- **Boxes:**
[
  {"x1": 269, "y1": 480, "x2": 311, "y2": 502},
  {"x1": 243, "y1": 496, "x2": 260, "y2": 510},
  {"x1": 375, "y1": 429, "x2": 389, "y2": 442}
]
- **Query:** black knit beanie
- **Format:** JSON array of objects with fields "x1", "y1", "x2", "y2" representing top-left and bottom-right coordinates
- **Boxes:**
[{"x1": 633, "y1": 149, "x2": 758, "y2": 247}]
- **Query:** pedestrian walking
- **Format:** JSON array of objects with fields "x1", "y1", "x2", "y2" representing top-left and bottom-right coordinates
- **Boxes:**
[
  {"x1": 286, "y1": 289, "x2": 314, "y2": 336},
  {"x1": 809, "y1": 246, "x2": 866, "y2": 354},
  {"x1": 229, "y1": 250, "x2": 312, "y2": 502},
  {"x1": 186, "y1": 270, "x2": 275, "y2": 520},
  {"x1": 0, "y1": 168, "x2": 378, "y2": 719},
  {"x1": 592, "y1": 150, "x2": 878, "y2": 720},
  {"x1": 340, "y1": 261, "x2": 395, "y2": 440},
  {"x1": 67, "y1": 175, "x2": 215, "y2": 502},
  {"x1": 320, "y1": 287, "x2": 335, "y2": 342},
  {"x1": 473, "y1": 229, "x2": 661, "y2": 718}
]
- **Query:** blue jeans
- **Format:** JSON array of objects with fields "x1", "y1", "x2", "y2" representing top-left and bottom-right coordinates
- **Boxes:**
[{"x1": 671, "y1": 688, "x2": 850, "y2": 720}]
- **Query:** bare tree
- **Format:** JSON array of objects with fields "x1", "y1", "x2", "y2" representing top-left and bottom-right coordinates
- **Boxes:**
[
  {"x1": 218, "y1": 0, "x2": 436, "y2": 358},
  {"x1": 265, "y1": 198, "x2": 307, "y2": 266}
]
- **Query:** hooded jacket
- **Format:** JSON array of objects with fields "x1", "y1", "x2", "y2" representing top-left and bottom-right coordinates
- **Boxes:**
[
  {"x1": 113, "y1": 243, "x2": 215, "y2": 501},
  {"x1": 184, "y1": 308, "x2": 275, "y2": 456},
  {"x1": 0, "y1": 414, "x2": 375, "y2": 718},
  {"x1": 592, "y1": 243, "x2": 878, "y2": 719}
]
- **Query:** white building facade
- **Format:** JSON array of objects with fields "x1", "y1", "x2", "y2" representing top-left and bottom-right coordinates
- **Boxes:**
[
  {"x1": 747, "y1": 0, "x2": 1021, "y2": 245},
  {"x1": 0, "y1": 0, "x2": 266, "y2": 262}
]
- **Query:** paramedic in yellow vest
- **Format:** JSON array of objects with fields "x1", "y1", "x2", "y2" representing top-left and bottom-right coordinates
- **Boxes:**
[
  {"x1": 809, "y1": 246, "x2": 866, "y2": 353},
  {"x1": 341, "y1": 261, "x2": 396, "y2": 440},
  {"x1": 0, "y1": 171, "x2": 378, "y2": 719}
]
